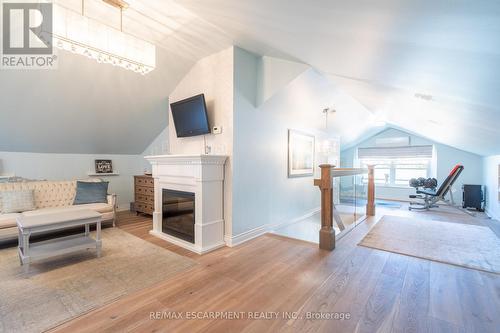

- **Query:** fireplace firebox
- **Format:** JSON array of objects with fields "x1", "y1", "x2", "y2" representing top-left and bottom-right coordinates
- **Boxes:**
[{"x1": 162, "y1": 189, "x2": 195, "y2": 243}]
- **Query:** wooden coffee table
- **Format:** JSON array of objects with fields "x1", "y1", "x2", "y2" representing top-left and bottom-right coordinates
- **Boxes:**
[{"x1": 16, "y1": 210, "x2": 102, "y2": 271}]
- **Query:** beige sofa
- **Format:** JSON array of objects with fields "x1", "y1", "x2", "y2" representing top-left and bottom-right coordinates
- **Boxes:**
[{"x1": 0, "y1": 180, "x2": 116, "y2": 242}]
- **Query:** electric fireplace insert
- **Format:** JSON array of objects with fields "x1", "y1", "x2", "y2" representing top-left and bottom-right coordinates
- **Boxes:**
[{"x1": 162, "y1": 189, "x2": 195, "y2": 243}]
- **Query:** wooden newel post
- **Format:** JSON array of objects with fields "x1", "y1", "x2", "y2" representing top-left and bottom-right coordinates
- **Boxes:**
[
  {"x1": 314, "y1": 164, "x2": 335, "y2": 251},
  {"x1": 366, "y1": 165, "x2": 376, "y2": 216}
]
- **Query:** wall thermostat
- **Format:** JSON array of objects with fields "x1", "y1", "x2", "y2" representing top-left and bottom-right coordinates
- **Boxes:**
[{"x1": 213, "y1": 126, "x2": 222, "y2": 134}]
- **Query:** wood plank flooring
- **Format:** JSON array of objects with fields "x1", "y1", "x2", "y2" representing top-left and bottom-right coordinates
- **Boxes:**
[{"x1": 50, "y1": 209, "x2": 500, "y2": 333}]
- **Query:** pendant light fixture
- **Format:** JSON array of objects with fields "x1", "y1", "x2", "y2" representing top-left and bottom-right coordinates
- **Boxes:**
[
  {"x1": 53, "y1": 0, "x2": 156, "y2": 75},
  {"x1": 321, "y1": 107, "x2": 338, "y2": 155}
]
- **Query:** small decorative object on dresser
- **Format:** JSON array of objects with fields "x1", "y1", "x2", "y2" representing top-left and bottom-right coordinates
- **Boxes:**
[
  {"x1": 95, "y1": 159, "x2": 113, "y2": 174},
  {"x1": 134, "y1": 175, "x2": 154, "y2": 215}
]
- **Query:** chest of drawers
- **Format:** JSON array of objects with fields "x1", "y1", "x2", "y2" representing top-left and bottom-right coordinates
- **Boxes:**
[{"x1": 134, "y1": 175, "x2": 154, "y2": 215}]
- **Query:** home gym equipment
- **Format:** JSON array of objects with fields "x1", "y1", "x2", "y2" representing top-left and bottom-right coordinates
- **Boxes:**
[
  {"x1": 462, "y1": 184, "x2": 485, "y2": 212},
  {"x1": 409, "y1": 177, "x2": 437, "y2": 190},
  {"x1": 409, "y1": 164, "x2": 464, "y2": 211}
]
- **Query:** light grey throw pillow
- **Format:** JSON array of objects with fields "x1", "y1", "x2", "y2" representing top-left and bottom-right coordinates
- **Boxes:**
[{"x1": 1, "y1": 190, "x2": 35, "y2": 213}]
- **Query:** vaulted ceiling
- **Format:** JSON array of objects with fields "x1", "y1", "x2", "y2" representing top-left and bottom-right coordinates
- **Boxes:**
[
  {"x1": 1, "y1": 0, "x2": 499, "y2": 155},
  {"x1": 173, "y1": 0, "x2": 500, "y2": 156},
  {"x1": 0, "y1": 0, "x2": 233, "y2": 154}
]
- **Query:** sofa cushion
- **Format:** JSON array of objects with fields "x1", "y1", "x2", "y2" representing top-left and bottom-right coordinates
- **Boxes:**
[
  {"x1": 74, "y1": 181, "x2": 109, "y2": 205},
  {"x1": 0, "y1": 181, "x2": 77, "y2": 210},
  {"x1": 0, "y1": 179, "x2": 104, "y2": 211},
  {"x1": 22, "y1": 203, "x2": 113, "y2": 217},
  {"x1": 74, "y1": 203, "x2": 114, "y2": 214},
  {"x1": 0, "y1": 213, "x2": 20, "y2": 229},
  {"x1": 1, "y1": 190, "x2": 35, "y2": 213}
]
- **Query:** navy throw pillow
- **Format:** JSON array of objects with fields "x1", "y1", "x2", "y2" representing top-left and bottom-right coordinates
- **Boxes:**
[{"x1": 73, "y1": 181, "x2": 109, "y2": 205}]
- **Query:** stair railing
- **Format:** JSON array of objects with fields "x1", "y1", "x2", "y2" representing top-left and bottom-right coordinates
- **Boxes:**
[{"x1": 314, "y1": 165, "x2": 375, "y2": 250}]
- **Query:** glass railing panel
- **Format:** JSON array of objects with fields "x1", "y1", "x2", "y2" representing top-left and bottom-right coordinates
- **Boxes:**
[
  {"x1": 335, "y1": 175, "x2": 356, "y2": 238},
  {"x1": 354, "y1": 173, "x2": 367, "y2": 226},
  {"x1": 334, "y1": 172, "x2": 369, "y2": 240},
  {"x1": 272, "y1": 167, "x2": 371, "y2": 246}
]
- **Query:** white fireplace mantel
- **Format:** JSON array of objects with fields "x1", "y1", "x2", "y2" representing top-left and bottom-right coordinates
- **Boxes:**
[{"x1": 145, "y1": 154, "x2": 228, "y2": 254}]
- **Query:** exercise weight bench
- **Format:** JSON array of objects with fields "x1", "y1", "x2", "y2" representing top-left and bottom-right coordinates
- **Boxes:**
[{"x1": 409, "y1": 164, "x2": 464, "y2": 211}]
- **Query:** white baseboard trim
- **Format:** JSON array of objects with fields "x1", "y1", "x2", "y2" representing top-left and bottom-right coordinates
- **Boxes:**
[
  {"x1": 150, "y1": 230, "x2": 225, "y2": 254},
  {"x1": 376, "y1": 197, "x2": 411, "y2": 203},
  {"x1": 485, "y1": 208, "x2": 500, "y2": 221},
  {"x1": 268, "y1": 207, "x2": 321, "y2": 231},
  {"x1": 224, "y1": 224, "x2": 269, "y2": 247},
  {"x1": 116, "y1": 204, "x2": 130, "y2": 212},
  {"x1": 225, "y1": 207, "x2": 321, "y2": 248}
]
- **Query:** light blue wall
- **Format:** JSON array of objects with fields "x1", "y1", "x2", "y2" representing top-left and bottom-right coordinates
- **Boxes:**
[
  {"x1": 142, "y1": 127, "x2": 170, "y2": 171},
  {"x1": 231, "y1": 47, "x2": 329, "y2": 236},
  {"x1": 0, "y1": 49, "x2": 188, "y2": 155},
  {"x1": 341, "y1": 128, "x2": 483, "y2": 201},
  {"x1": 0, "y1": 48, "x2": 185, "y2": 211},
  {"x1": 0, "y1": 151, "x2": 143, "y2": 210},
  {"x1": 483, "y1": 155, "x2": 500, "y2": 220}
]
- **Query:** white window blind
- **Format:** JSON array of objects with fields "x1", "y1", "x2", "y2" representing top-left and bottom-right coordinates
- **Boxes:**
[
  {"x1": 375, "y1": 136, "x2": 410, "y2": 147},
  {"x1": 358, "y1": 145, "x2": 433, "y2": 159}
]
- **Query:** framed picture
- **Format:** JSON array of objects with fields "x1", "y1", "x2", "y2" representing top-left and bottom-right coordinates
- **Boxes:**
[
  {"x1": 288, "y1": 129, "x2": 315, "y2": 177},
  {"x1": 95, "y1": 160, "x2": 113, "y2": 174}
]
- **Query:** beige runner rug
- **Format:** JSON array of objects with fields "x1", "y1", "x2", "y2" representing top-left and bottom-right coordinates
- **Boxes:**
[
  {"x1": 359, "y1": 215, "x2": 500, "y2": 274},
  {"x1": 0, "y1": 228, "x2": 197, "y2": 333}
]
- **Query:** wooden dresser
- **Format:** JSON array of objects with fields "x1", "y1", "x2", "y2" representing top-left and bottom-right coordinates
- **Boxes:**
[{"x1": 134, "y1": 175, "x2": 154, "y2": 215}]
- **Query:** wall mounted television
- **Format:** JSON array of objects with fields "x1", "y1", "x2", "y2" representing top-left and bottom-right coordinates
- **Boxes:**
[{"x1": 170, "y1": 94, "x2": 210, "y2": 137}]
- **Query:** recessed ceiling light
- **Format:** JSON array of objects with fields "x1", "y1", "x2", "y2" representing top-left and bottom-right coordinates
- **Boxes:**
[
  {"x1": 322, "y1": 107, "x2": 336, "y2": 114},
  {"x1": 414, "y1": 93, "x2": 433, "y2": 101}
]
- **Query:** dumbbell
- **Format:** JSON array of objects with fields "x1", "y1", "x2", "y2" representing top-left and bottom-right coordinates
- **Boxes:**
[{"x1": 423, "y1": 178, "x2": 437, "y2": 189}]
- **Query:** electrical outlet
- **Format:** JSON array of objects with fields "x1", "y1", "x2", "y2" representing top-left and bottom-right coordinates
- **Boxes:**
[{"x1": 213, "y1": 126, "x2": 222, "y2": 134}]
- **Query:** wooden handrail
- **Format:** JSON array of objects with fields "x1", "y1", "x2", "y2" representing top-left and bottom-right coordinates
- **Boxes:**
[
  {"x1": 366, "y1": 165, "x2": 376, "y2": 217},
  {"x1": 313, "y1": 167, "x2": 368, "y2": 177},
  {"x1": 331, "y1": 168, "x2": 368, "y2": 177},
  {"x1": 314, "y1": 165, "x2": 375, "y2": 251}
]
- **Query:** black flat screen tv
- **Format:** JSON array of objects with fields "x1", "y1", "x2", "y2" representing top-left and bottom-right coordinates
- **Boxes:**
[{"x1": 170, "y1": 94, "x2": 210, "y2": 137}]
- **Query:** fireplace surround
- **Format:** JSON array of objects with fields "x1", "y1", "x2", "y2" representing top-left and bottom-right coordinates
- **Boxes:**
[{"x1": 145, "y1": 154, "x2": 228, "y2": 254}]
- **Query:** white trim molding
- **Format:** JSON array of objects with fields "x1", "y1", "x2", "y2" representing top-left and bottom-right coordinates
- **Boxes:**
[
  {"x1": 116, "y1": 204, "x2": 131, "y2": 212},
  {"x1": 150, "y1": 230, "x2": 225, "y2": 254},
  {"x1": 145, "y1": 154, "x2": 228, "y2": 254},
  {"x1": 224, "y1": 224, "x2": 270, "y2": 247},
  {"x1": 268, "y1": 207, "x2": 321, "y2": 232},
  {"x1": 225, "y1": 207, "x2": 321, "y2": 248},
  {"x1": 145, "y1": 154, "x2": 228, "y2": 166},
  {"x1": 485, "y1": 208, "x2": 500, "y2": 222}
]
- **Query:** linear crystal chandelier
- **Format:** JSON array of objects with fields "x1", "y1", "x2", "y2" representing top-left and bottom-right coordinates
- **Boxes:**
[{"x1": 53, "y1": 0, "x2": 156, "y2": 75}]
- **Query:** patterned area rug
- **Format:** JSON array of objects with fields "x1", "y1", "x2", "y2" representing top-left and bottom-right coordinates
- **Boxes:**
[
  {"x1": 0, "y1": 228, "x2": 196, "y2": 333},
  {"x1": 359, "y1": 215, "x2": 500, "y2": 274}
]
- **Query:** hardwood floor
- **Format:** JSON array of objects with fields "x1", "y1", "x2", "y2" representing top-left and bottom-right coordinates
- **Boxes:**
[{"x1": 51, "y1": 209, "x2": 500, "y2": 333}]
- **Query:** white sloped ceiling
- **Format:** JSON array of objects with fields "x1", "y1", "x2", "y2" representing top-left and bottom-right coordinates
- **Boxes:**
[
  {"x1": 173, "y1": 0, "x2": 500, "y2": 156},
  {"x1": 2, "y1": 0, "x2": 499, "y2": 155},
  {"x1": 0, "y1": 0, "x2": 233, "y2": 154}
]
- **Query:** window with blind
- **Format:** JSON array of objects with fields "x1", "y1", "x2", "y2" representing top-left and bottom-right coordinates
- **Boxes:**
[{"x1": 357, "y1": 145, "x2": 433, "y2": 186}]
